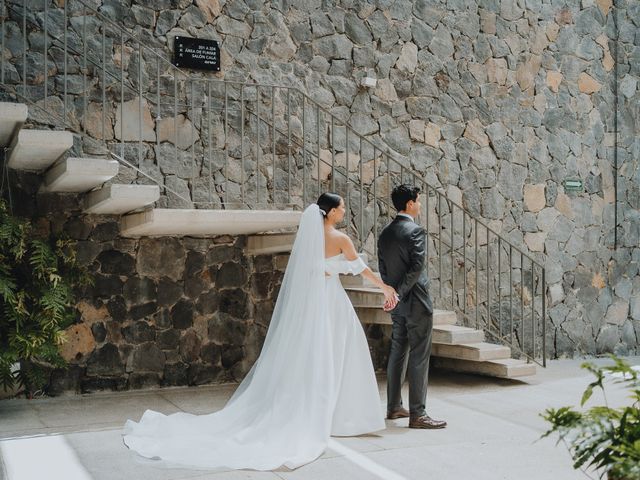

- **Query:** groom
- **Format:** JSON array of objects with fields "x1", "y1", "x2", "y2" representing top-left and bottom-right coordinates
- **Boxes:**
[{"x1": 377, "y1": 184, "x2": 446, "y2": 429}]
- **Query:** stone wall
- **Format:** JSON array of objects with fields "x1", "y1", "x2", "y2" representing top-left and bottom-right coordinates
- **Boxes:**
[
  {"x1": 8, "y1": 172, "x2": 286, "y2": 394},
  {"x1": 165, "y1": 0, "x2": 637, "y2": 358},
  {"x1": 2, "y1": 0, "x2": 640, "y2": 387}
]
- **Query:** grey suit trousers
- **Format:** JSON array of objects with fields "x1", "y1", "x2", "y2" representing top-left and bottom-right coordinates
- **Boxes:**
[{"x1": 386, "y1": 299, "x2": 433, "y2": 417}]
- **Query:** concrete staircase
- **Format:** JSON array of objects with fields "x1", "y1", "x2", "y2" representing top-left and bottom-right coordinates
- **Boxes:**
[
  {"x1": 0, "y1": 102, "x2": 301, "y2": 235},
  {"x1": 1, "y1": 101, "x2": 536, "y2": 380},
  {"x1": 342, "y1": 274, "x2": 536, "y2": 379}
]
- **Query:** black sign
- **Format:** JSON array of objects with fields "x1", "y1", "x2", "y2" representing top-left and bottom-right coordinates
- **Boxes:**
[{"x1": 173, "y1": 36, "x2": 220, "y2": 72}]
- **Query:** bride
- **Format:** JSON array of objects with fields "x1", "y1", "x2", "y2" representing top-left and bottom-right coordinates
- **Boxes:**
[{"x1": 123, "y1": 192, "x2": 399, "y2": 470}]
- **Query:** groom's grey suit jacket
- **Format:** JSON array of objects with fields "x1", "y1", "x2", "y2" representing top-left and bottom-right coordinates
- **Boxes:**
[{"x1": 377, "y1": 215, "x2": 432, "y2": 316}]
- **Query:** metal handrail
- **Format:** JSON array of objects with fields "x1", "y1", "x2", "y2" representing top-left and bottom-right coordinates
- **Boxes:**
[{"x1": 0, "y1": 0, "x2": 547, "y2": 366}]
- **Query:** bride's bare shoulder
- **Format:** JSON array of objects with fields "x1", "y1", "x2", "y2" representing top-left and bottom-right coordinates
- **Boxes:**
[
  {"x1": 325, "y1": 229, "x2": 352, "y2": 248},
  {"x1": 336, "y1": 231, "x2": 356, "y2": 249}
]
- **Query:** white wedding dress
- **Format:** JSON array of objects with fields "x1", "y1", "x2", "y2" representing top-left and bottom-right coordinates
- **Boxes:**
[{"x1": 123, "y1": 204, "x2": 384, "y2": 470}]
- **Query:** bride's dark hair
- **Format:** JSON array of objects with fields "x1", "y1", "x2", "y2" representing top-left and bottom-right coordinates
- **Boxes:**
[{"x1": 317, "y1": 192, "x2": 342, "y2": 217}]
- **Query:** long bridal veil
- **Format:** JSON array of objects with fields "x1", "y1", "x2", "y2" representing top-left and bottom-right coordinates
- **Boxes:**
[{"x1": 123, "y1": 204, "x2": 334, "y2": 471}]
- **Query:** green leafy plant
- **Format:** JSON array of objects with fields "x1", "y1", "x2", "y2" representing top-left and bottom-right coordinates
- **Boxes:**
[
  {"x1": 0, "y1": 199, "x2": 91, "y2": 395},
  {"x1": 541, "y1": 356, "x2": 640, "y2": 480}
]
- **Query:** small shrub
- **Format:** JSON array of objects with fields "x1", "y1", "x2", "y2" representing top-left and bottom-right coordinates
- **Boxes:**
[
  {"x1": 0, "y1": 199, "x2": 91, "y2": 395},
  {"x1": 541, "y1": 356, "x2": 640, "y2": 480}
]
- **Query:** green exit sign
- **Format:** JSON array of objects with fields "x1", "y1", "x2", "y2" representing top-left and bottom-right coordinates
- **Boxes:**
[{"x1": 563, "y1": 179, "x2": 583, "y2": 192}]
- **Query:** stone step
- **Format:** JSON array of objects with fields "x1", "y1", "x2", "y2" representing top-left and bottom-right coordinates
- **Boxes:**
[
  {"x1": 432, "y1": 357, "x2": 537, "y2": 378},
  {"x1": 83, "y1": 184, "x2": 160, "y2": 215},
  {"x1": 345, "y1": 286, "x2": 388, "y2": 308},
  {"x1": 346, "y1": 286, "x2": 448, "y2": 312},
  {"x1": 0, "y1": 102, "x2": 28, "y2": 146},
  {"x1": 354, "y1": 306, "x2": 457, "y2": 326},
  {"x1": 41, "y1": 158, "x2": 119, "y2": 193},
  {"x1": 247, "y1": 232, "x2": 296, "y2": 255},
  {"x1": 120, "y1": 209, "x2": 302, "y2": 237},
  {"x1": 7, "y1": 129, "x2": 74, "y2": 171},
  {"x1": 432, "y1": 342, "x2": 511, "y2": 362},
  {"x1": 433, "y1": 324, "x2": 484, "y2": 344},
  {"x1": 340, "y1": 271, "x2": 380, "y2": 288}
]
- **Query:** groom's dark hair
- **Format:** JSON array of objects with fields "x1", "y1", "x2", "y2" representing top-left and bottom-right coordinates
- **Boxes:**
[{"x1": 391, "y1": 184, "x2": 421, "y2": 212}]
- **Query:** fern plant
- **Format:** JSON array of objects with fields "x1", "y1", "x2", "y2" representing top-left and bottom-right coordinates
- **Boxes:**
[
  {"x1": 0, "y1": 199, "x2": 91, "y2": 395},
  {"x1": 541, "y1": 356, "x2": 640, "y2": 480}
]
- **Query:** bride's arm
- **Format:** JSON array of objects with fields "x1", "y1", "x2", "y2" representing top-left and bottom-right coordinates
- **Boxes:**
[{"x1": 340, "y1": 235, "x2": 398, "y2": 308}]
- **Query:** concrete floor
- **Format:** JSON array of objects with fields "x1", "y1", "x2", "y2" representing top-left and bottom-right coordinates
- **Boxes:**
[{"x1": 1, "y1": 357, "x2": 638, "y2": 480}]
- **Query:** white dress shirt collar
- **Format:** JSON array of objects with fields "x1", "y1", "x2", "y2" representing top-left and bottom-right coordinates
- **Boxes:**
[{"x1": 396, "y1": 213, "x2": 414, "y2": 222}]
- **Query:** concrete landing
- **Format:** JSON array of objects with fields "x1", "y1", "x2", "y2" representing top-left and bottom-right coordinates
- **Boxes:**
[
  {"x1": 120, "y1": 209, "x2": 302, "y2": 237},
  {"x1": 247, "y1": 233, "x2": 296, "y2": 255},
  {"x1": 2, "y1": 358, "x2": 637, "y2": 480}
]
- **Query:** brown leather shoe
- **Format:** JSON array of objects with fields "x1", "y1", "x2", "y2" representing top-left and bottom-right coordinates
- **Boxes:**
[
  {"x1": 386, "y1": 407, "x2": 410, "y2": 420},
  {"x1": 409, "y1": 415, "x2": 447, "y2": 429}
]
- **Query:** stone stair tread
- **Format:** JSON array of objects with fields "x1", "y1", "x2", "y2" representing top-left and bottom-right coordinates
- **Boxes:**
[
  {"x1": 246, "y1": 232, "x2": 296, "y2": 255},
  {"x1": 340, "y1": 271, "x2": 380, "y2": 288},
  {"x1": 83, "y1": 184, "x2": 160, "y2": 215},
  {"x1": 432, "y1": 341, "x2": 512, "y2": 361},
  {"x1": 120, "y1": 209, "x2": 303, "y2": 237},
  {"x1": 354, "y1": 307, "x2": 457, "y2": 326},
  {"x1": 432, "y1": 357, "x2": 537, "y2": 378},
  {"x1": 0, "y1": 102, "x2": 28, "y2": 146},
  {"x1": 41, "y1": 158, "x2": 119, "y2": 193},
  {"x1": 344, "y1": 286, "x2": 386, "y2": 293},
  {"x1": 434, "y1": 324, "x2": 479, "y2": 332},
  {"x1": 7, "y1": 129, "x2": 74, "y2": 171},
  {"x1": 432, "y1": 324, "x2": 485, "y2": 344}
]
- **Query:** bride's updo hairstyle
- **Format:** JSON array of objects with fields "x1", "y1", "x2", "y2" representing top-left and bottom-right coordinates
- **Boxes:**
[{"x1": 317, "y1": 192, "x2": 342, "y2": 218}]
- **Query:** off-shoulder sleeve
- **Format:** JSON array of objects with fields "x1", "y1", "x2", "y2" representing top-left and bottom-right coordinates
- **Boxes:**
[{"x1": 345, "y1": 256, "x2": 367, "y2": 275}]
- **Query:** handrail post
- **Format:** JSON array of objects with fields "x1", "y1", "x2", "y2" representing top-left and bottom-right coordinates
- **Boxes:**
[
  {"x1": 373, "y1": 147, "x2": 377, "y2": 255},
  {"x1": 1, "y1": 0, "x2": 5, "y2": 84},
  {"x1": 43, "y1": 0, "x2": 48, "y2": 110},
  {"x1": 271, "y1": 86, "x2": 276, "y2": 205},
  {"x1": 345, "y1": 126, "x2": 350, "y2": 234},
  {"x1": 224, "y1": 82, "x2": 229, "y2": 206},
  {"x1": 509, "y1": 244, "x2": 513, "y2": 346},
  {"x1": 302, "y1": 93, "x2": 306, "y2": 205},
  {"x1": 439, "y1": 194, "x2": 442, "y2": 301},
  {"x1": 317, "y1": 104, "x2": 321, "y2": 199},
  {"x1": 531, "y1": 262, "x2": 535, "y2": 359},
  {"x1": 498, "y1": 237, "x2": 502, "y2": 338},
  {"x1": 241, "y1": 84, "x2": 245, "y2": 205},
  {"x1": 359, "y1": 137, "x2": 364, "y2": 250},
  {"x1": 256, "y1": 85, "x2": 261, "y2": 205},
  {"x1": 521, "y1": 251, "x2": 524, "y2": 354},
  {"x1": 542, "y1": 269, "x2": 546, "y2": 367},
  {"x1": 287, "y1": 88, "x2": 291, "y2": 204},
  {"x1": 487, "y1": 227, "x2": 490, "y2": 329},
  {"x1": 208, "y1": 81, "x2": 213, "y2": 205},
  {"x1": 331, "y1": 116, "x2": 335, "y2": 192},
  {"x1": 450, "y1": 199, "x2": 454, "y2": 310},
  {"x1": 463, "y1": 211, "x2": 467, "y2": 313},
  {"x1": 475, "y1": 218, "x2": 479, "y2": 329},
  {"x1": 138, "y1": 42, "x2": 143, "y2": 166}
]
